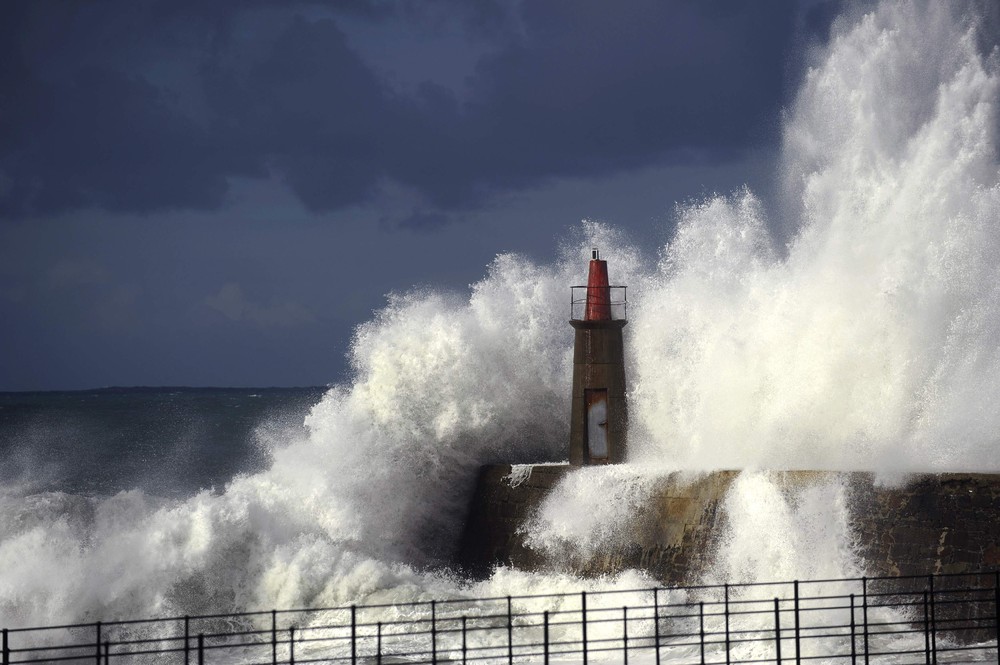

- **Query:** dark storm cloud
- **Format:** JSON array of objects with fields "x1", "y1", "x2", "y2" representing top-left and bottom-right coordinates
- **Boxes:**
[
  {"x1": 0, "y1": 1, "x2": 258, "y2": 217},
  {"x1": 0, "y1": 0, "x2": 798, "y2": 223},
  {"x1": 396, "y1": 209, "x2": 450, "y2": 231},
  {"x1": 396, "y1": 0, "x2": 798, "y2": 210},
  {"x1": 1, "y1": 66, "x2": 238, "y2": 216},
  {"x1": 204, "y1": 15, "x2": 391, "y2": 210}
]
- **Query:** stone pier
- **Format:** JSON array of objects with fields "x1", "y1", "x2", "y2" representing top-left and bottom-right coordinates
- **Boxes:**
[{"x1": 457, "y1": 465, "x2": 1000, "y2": 583}]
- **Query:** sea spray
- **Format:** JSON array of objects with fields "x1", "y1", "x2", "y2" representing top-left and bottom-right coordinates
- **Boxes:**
[
  {"x1": 629, "y1": 1, "x2": 1000, "y2": 474},
  {"x1": 626, "y1": 6, "x2": 1000, "y2": 643},
  {"x1": 515, "y1": 2, "x2": 1000, "y2": 653},
  {"x1": 520, "y1": 465, "x2": 660, "y2": 561},
  {"x1": 0, "y1": 227, "x2": 648, "y2": 628},
  {"x1": 1, "y1": 2, "x2": 1000, "y2": 649},
  {"x1": 708, "y1": 472, "x2": 860, "y2": 586}
]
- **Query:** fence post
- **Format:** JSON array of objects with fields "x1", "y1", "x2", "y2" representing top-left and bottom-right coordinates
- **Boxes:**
[
  {"x1": 271, "y1": 610, "x2": 277, "y2": 665},
  {"x1": 290, "y1": 627, "x2": 295, "y2": 665},
  {"x1": 377, "y1": 622, "x2": 382, "y2": 665},
  {"x1": 623, "y1": 606, "x2": 629, "y2": 665},
  {"x1": 793, "y1": 581, "x2": 800, "y2": 665},
  {"x1": 923, "y1": 590, "x2": 931, "y2": 665},
  {"x1": 2, "y1": 627, "x2": 8, "y2": 665},
  {"x1": 544, "y1": 611, "x2": 550, "y2": 665},
  {"x1": 581, "y1": 591, "x2": 588, "y2": 665},
  {"x1": 462, "y1": 616, "x2": 468, "y2": 665},
  {"x1": 724, "y1": 584, "x2": 731, "y2": 665},
  {"x1": 95, "y1": 621, "x2": 102, "y2": 665},
  {"x1": 352, "y1": 606, "x2": 357, "y2": 665},
  {"x1": 928, "y1": 575, "x2": 937, "y2": 665},
  {"x1": 994, "y1": 570, "x2": 999, "y2": 665},
  {"x1": 198, "y1": 633, "x2": 204, "y2": 665},
  {"x1": 699, "y1": 602, "x2": 705, "y2": 665},
  {"x1": 850, "y1": 594, "x2": 856, "y2": 665},
  {"x1": 774, "y1": 598, "x2": 782, "y2": 665},
  {"x1": 862, "y1": 577, "x2": 869, "y2": 665},
  {"x1": 431, "y1": 600, "x2": 437, "y2": 665},
  {"x1": 507, "y1": 595, "x2": 514, "y2": 665},
  {"x1": 184, "y1": 615, "x2": 190, "y2": 665},
  {"x1": 653, "y1": 588, "x2": 661, "y2": 665}
]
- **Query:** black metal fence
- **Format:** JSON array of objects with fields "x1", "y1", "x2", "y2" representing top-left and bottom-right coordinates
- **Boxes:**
[{"x1": 3, "y1": 571, "x2": 999, "y2": 664}]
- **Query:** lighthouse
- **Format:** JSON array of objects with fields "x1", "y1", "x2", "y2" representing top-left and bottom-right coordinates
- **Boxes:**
[{"x1": 569, "y1": 249, "x2": 627, "y2": 465}]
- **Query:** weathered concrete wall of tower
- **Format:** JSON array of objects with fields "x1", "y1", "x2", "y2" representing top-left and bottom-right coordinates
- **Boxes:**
[
  {"x1": 569, "y1": 320, "x2": 628, "y2": 465},
  {"x1": 457, "y1": 466, "x2": 1000, "y2": 583}
]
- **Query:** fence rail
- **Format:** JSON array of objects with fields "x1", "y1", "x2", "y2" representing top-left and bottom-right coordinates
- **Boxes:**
[{"x1": 3, "y1": 571, "x2": 999, "y2": 664}]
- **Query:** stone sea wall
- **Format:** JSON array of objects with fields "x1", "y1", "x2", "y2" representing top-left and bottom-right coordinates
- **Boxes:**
[
  {"x1": 456, "y1": 465, "x2": 1000, "y2": 583},
  {"x1": 852, "y1": 473, "x2": 1000, "y2": 576}
]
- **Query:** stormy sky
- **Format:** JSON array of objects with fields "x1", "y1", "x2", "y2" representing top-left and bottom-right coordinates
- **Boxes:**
[{"x1": 0, "y1": 1, "x2": 840, "y2": 391}]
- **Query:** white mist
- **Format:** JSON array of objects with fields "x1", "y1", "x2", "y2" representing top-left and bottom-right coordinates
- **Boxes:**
[{"x1": 1, "y1": 4, "x2": 999, "y2": 648}]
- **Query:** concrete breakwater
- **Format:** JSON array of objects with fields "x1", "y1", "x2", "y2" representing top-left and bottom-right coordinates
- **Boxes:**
[{"x1": 457, "y1": 465, "x2": 1000, "y2": 583}]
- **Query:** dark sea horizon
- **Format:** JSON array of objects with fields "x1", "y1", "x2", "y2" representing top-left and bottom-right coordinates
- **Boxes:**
[{"x1": 0, "y1": 386, "x2": 328, "y2": 498}]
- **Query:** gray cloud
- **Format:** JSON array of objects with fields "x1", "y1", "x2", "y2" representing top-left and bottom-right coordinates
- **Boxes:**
[
  {"x1": 205, "y1": 282, "x2": 316, "y2": 330},
  {"x1": 0, "y1": 0, "x2": 809, "y2": 225}
]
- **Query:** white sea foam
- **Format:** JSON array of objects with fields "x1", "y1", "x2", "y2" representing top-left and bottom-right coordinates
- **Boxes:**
[
  {"x1": 706, "y1": 472, "x2": 861, "y2": 585},
  {"x1": 520, "y1": 465, "x2": 660, "y2": 560},
  {"x1": 1, "y1": 2, "x2": 999, "y2": 646},
  {"x1": 629, "y1": 2, "x2": 1000, "y2": 475}
]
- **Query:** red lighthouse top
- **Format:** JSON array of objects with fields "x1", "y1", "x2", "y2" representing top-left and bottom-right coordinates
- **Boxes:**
[
  {"x1": 585, "y1": 248, "x2": 612, "y2": 321},
  {"x1": 570, "y1": 249, "x2": 626, "y2": 321}
]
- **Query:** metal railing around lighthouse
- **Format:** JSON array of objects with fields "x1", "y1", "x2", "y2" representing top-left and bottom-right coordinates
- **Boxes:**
[
  {"x1": 2, "y1": 571, "x2": 1000, "y2": 664},
  {"x1": 571, "y1": 285, "x2": 627, "y2": 321}
]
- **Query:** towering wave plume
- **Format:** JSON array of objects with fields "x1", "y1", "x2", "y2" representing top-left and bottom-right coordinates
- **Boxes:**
[
  {"x1": 0, "y1": 226, "x2": 648, "y2": 628},
  {"x1": 630, "y1": 1, "x2": 1000, "y2": 474},
  {"x1": 1, "y1": 0, "x2": 999, "y2": 634}
]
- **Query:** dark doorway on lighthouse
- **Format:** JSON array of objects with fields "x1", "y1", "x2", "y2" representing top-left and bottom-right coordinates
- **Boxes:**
[{"x1": 584, "y1": 388, "x2": 609, "y2": 461}]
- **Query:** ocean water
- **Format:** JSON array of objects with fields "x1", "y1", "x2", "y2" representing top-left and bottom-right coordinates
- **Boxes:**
[
  {"x1": 3, "y1": 3, "x2": 1000, "y2": 656},
  {"x1": 0, "y1": 388, "x2": 323, "y2": 498}
]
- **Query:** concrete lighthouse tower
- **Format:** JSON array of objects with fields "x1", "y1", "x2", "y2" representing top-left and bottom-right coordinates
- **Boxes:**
[{"x1": 569, "y1": 249, "x2": 627, "y2": 465}]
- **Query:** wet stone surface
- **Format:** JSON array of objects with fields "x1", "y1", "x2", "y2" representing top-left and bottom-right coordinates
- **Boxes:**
[{"x1": 457, "y1": 467, "x2": 1000, "y2": 583}]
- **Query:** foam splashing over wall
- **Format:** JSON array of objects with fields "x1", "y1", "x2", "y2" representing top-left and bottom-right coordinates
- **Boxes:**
[
  {"x1": 629, "y1": 2, "x2": 1000, "y2": 474},
  {"x1": 2, "y1": 1, "x2": 1000, "y2": 635}
]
